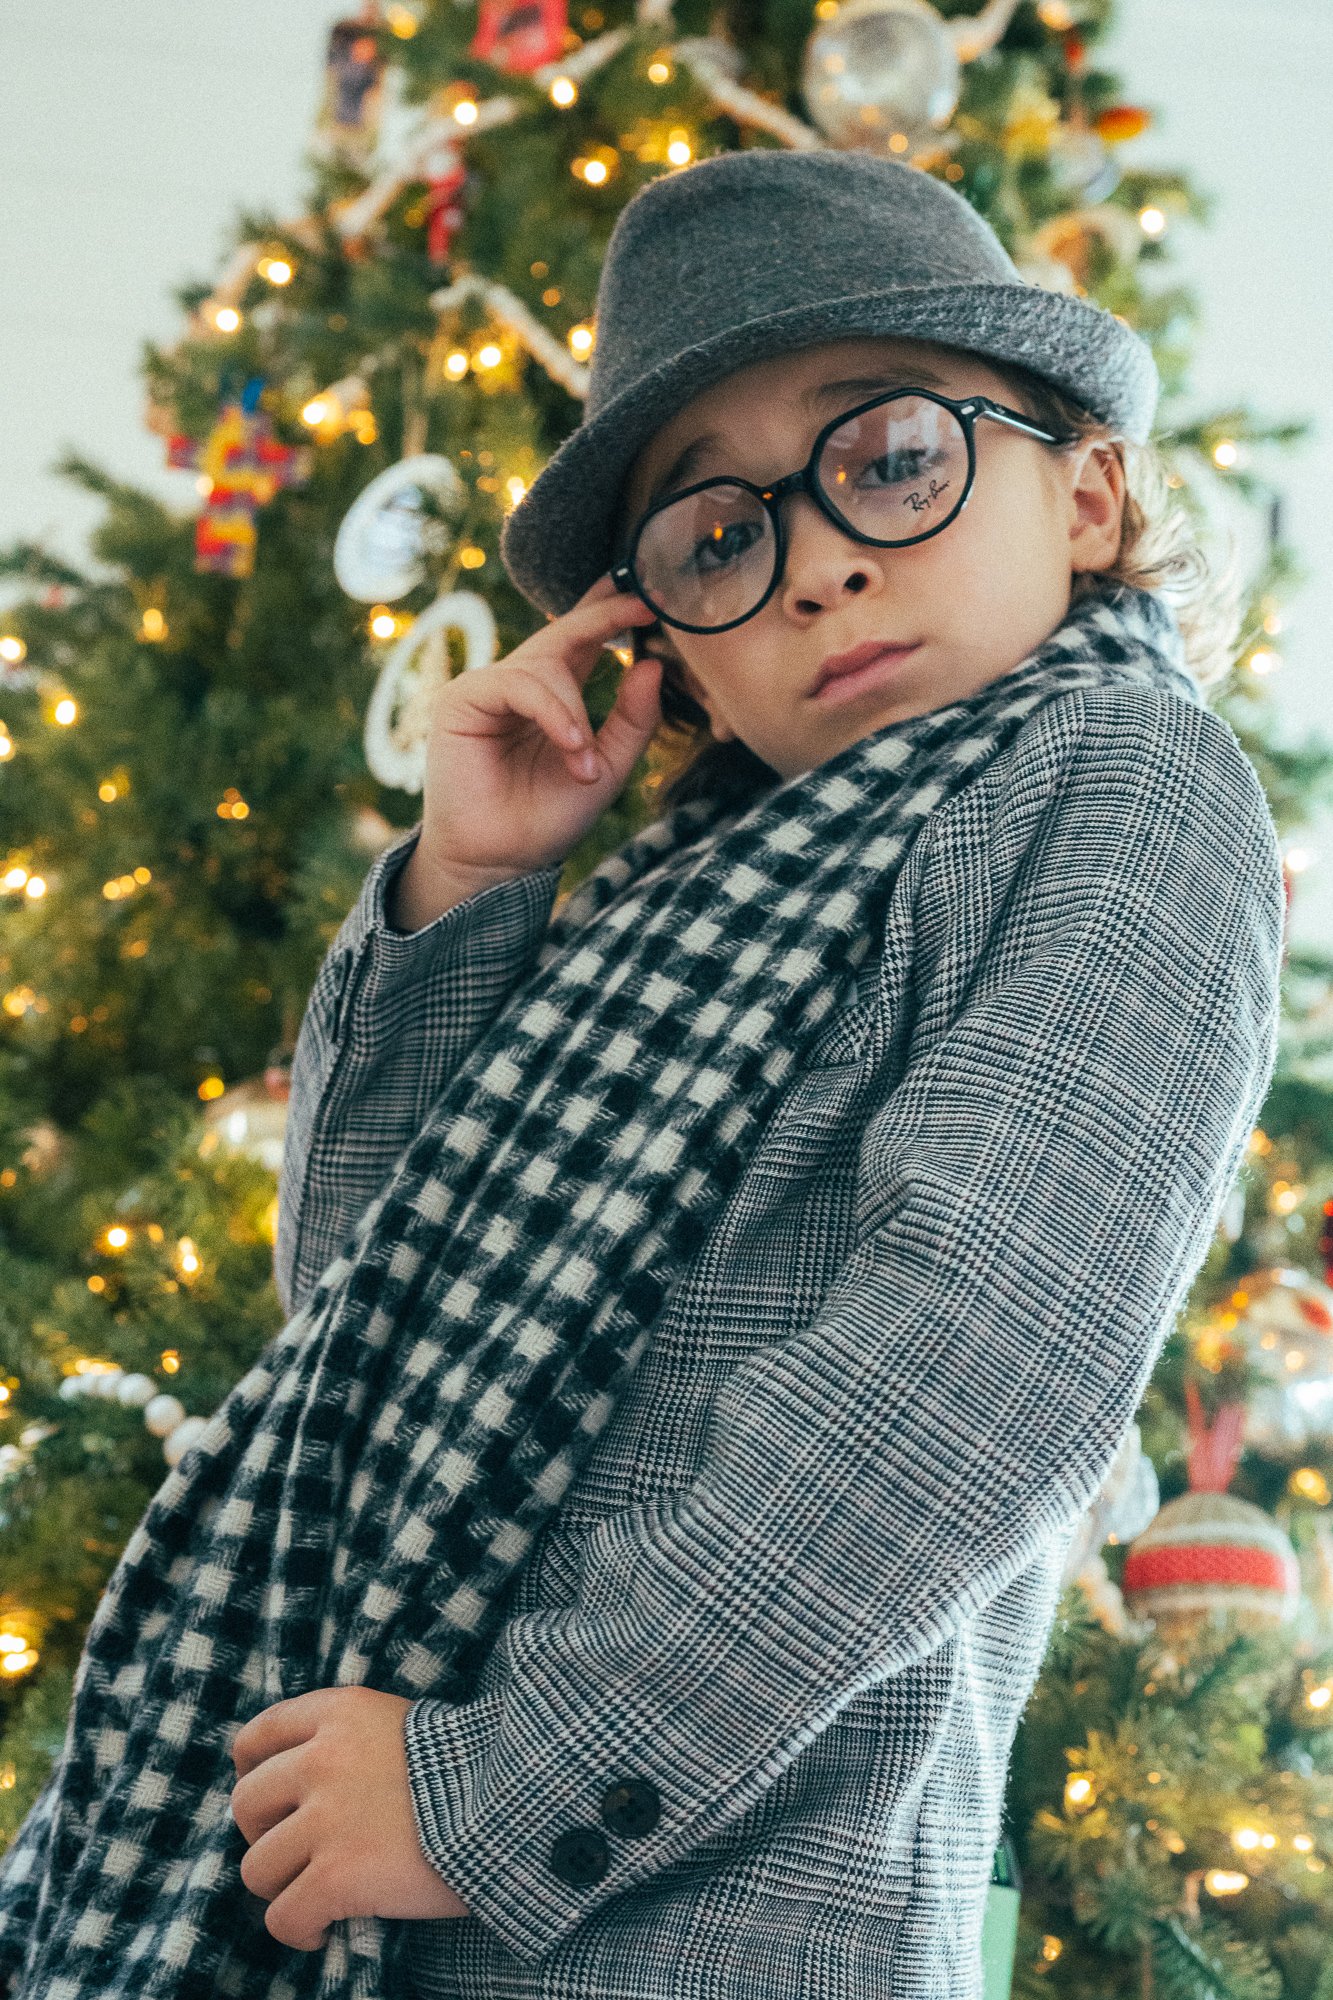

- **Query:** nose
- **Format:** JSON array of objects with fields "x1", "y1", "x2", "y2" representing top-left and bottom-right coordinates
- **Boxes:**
[{"x1": 775, "y1": 487, "x2": 883, "y2": 617}]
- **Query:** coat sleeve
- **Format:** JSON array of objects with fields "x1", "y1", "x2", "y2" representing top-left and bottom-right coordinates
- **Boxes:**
[
  {"x1": 274, "y1": 824, "x2": 564, "y2": 1318},
  {"x1": 397, "y1": 683, "x2": 1287, "y2": 1965}
]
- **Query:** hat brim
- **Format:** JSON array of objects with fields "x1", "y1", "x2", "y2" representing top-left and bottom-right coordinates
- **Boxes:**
[{"x1": 499, "y1": 279, "x2": 1158, "y2": 620}]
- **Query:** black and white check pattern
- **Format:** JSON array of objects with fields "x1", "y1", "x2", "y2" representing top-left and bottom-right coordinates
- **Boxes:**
[{"x1": 0, "y1": 585, "x2": 1284, "y2": 2000}]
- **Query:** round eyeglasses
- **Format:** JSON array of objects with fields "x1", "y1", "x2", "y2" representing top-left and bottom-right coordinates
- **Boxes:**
[{"x1": 610, "y1": 387, "x2": 1078, "y2": 636}]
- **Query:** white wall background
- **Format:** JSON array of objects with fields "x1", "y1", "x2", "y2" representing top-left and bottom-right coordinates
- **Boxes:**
[{"x1": 2, "y1": 0, "x2": 1329, "y2": 938}]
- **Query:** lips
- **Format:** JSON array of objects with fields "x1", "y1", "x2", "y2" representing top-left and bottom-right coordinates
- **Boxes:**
[{"x1": 811, "y1": 640, "x2": 920, "y2": 696}]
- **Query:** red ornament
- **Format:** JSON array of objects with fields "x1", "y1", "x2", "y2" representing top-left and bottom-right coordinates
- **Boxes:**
[
  {"x1": 423, "y1": 147, "x2": 468, "y2": 264},
  {"x1": 470, "y1": 0, "x2": 569, "y2": 74},
  {"x1": 1063, "y1": 30, "x2": 1086, "y2": 68},
  {"x1": 1121, "y1": 1385, "x2": 1301, "y2": 1647}
]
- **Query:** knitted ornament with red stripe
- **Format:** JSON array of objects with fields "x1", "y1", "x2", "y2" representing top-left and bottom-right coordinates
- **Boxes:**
[{"x1": 1122, "y1": 1383, "x2": 1301, "y2": 1651}]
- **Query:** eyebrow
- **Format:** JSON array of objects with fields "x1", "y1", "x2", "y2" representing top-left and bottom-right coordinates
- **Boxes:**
[{"x1": 644, "y1": 368, "x2": 955, "y2": 508}]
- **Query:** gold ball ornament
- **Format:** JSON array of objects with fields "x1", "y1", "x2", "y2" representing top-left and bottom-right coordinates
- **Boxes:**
[
  {"x1": 198, "y1": 1074, "x2": 289, "y2": 1174},
  {"x1": 801, "y1": 0, "x2": 960, "y2": 152},
  {"x1": 1021, "y1": 204, "x2": 1144, "y2": 293}
]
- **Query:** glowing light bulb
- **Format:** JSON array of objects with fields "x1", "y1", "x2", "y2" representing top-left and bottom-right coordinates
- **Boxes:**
[
  {"x1": 1247, "y1": 646, "x2": 1280, "y2": 676},
  {"x1": 506, "y1": 476, "x2": 527, "y2": 506},
  {"x1": 302, "y1": 398, "x2": 330, "y2": 427},
  {"x1": 1212, "y1": 439, "x2": 1239, "y2": 469},
  {"x1": 568, "y1": 324, "x2": 594, "y2": 358},
  {"x1": 666, "y1": 135, "x2": 692, "y2": 166},
  {"x1": 453, "y1": 98, "x2": 479, "y2": 125},
  {"x1": 476, "y1": 344, "x2": 503, "y2": 368},
  {"x1": 260, "y1": 257, "x2": 293, "y2": 285},
  {"x1": 1233, "y1": 1828, "x2": 1261, "y2": 1850},
  {"x1": 24, "y1": 877, "x2": 45, "y2": 899},
  {"x1": 1205, "y1": 1870, "x2": 1247, "y2": 1897},
  {"x1": 444, "y1": 350, "x2": 469, "y2": 379},
  {"x1": 647, "y1": 59, "x2": 672, "y2": 82},
  {"x1": 53, "y1": 699, "x2": 77, "y2": 726},
  {"x1": 550, "y1": 77, "x2": 578, "y2": 106},
  {"x1": 1307, "y1": 1685, "x2": 1331, "y2": 1709},
  {"x1": 140, "y1": 607, "x2": 168, "y2": 641},
  {"x1": 369, "y1": 611, "x2": 398, "y2": 639},
  {"x1": 1138, "y1": 206, "x2": 1167, "y2": 237},
  {"x1": 459, "y1": 547, "x2": 486, "y2": 569},
  {"x1": 176, "y1": 1237, "x2": 201, "y2": 1278},
  {"x1": 214, "y1": 306, "x2": 241, "y2": 333},
  {"x1": 4, "y1": 867, "x2": 27, "y2": 889},
  {"x1": 106, "y1": 1226, "x2": 130, "y2": 1250},
  {"x1": 0, "y1": 636, "x2": 26, "y2": 664},
  {"x1": 582, "y1": 159, "x2": 609, "y2": 184},
  {"x1": 0, "y1": 733, "x2": 12, "y2": 760}
]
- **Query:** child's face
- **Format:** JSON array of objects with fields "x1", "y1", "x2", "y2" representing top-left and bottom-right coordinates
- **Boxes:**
[{"x1": 618, "y1": 334, "x2": 1126, "y2": 781}]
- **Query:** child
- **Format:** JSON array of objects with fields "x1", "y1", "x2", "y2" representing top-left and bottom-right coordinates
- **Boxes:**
[{"x1": 0, "y1": 151, "x2": 1284, "y2": 2000}]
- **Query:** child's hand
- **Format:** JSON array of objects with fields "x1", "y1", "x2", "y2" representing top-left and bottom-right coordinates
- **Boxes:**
[{"x1": 230, "y1": 1686, "x2": 470, "y2": 1952}]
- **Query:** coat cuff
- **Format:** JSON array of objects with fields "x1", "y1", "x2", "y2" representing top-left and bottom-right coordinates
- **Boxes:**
[
  {"x1": 331, "y1": 827, "x2": 565, "y2": 1048},
  {"x1": 402, "y1": 1689, "x2": 668, "y2": 1964}
]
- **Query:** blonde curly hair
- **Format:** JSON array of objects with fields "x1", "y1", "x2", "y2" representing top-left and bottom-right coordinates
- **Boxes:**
[{"x1": 621, "y1": 355, "x2": 1245, "y2": 820}]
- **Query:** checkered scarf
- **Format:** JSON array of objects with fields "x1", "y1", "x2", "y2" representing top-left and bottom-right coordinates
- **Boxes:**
[{"x1": 0, "y1": 583, "x2": 1197, "y2": 2000}]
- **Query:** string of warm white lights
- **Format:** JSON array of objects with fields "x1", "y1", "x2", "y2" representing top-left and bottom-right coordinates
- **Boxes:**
[{"x1": 427, "y1": 271, "x2": 593, "y2": 398}]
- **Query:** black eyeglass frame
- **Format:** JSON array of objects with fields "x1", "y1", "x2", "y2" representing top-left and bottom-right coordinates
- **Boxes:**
[{"x1": 609, "y1": 386, "x2": 1080, "y2": 636}]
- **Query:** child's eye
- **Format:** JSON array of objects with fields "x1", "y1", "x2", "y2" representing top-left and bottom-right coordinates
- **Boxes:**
[
  {"x1": 865, "y1": 447, "x2": 941, "y2": 486},
  {"x1": 683, "y1": 518, "x2": 764, "y2": 574}
]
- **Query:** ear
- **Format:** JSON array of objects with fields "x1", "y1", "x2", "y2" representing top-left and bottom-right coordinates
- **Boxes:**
[
  {"x1": 1067, "y1": 437, "x2": 1127, "y2": 575},
  {"x1": 635, "y1": 625, "x2": 736, "y2": 743}
]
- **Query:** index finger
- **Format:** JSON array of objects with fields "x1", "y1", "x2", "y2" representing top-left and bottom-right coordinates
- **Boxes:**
[{"x1": 231, "y1": 1692, "x2": 324, "y2": 1775}]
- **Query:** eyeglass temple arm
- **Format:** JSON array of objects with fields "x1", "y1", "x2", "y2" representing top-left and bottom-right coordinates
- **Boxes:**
[{"x1": 967, "y1": 397, "x2": 1078, "y2": 446}]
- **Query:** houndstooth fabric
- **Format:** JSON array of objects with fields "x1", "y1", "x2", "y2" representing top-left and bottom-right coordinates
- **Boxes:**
[{"x1": 0, "y1": 584, "x2": 1277, "y2": 2000}]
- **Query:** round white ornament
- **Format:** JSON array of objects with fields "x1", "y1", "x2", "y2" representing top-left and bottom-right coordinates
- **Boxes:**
[
  {"x1": 364, "y1": 588, "x2": 498, "y2": 793},
  {"x1": 144, "y1": 1393, "x2": 187, "y2": 1439},
  {"x1": 116, "y1": 1372, "x2": 159, "y2": 1409},
  {"x1": 333, "y1": 454, "x2": 465, "y2": 602},
  {"x1": 164, "y1": 1416, "x2": 210, "y2": 1468},
  {"x1": 802, "y1": 0, "x2": 960, "y2": 149}
]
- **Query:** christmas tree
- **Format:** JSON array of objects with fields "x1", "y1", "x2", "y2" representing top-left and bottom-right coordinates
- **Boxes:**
[{"x1": 2, "y1": 2, "x2": 1331, "y2": 1994}]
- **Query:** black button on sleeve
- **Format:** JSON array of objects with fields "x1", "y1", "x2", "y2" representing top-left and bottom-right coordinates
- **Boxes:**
[
  {"x1": 549, "y1": 1827, "x2": 610, "y2": 1886},
  {"x1": 599, "y1": 1777, "x2": 661, "y2": 1838}
]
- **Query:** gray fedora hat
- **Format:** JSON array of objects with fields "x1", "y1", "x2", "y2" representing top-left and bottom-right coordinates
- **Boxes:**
[{"x1": 499, "y1": 146, "x2": 1160, "y2": 621}]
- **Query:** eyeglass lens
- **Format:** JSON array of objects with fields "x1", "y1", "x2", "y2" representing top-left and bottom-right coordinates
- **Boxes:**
[{"x1": 631, "y1": 394, "x2": 969, "y2": 631}]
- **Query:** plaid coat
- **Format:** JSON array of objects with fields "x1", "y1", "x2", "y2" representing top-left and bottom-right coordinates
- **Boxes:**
[{"x1": 275, "y1": 680, "x2": 1284, "y2": 2000}]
